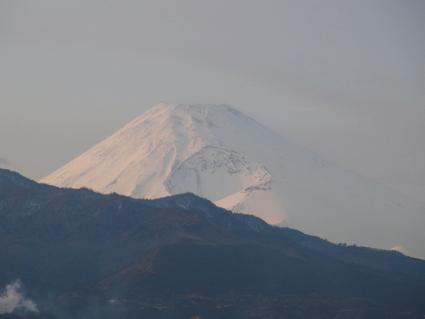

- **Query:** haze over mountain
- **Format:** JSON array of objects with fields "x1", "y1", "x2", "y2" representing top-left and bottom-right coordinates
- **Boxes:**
[
  {"x1": 42, "y1": 103, "x2": 425, "y2": 258},
  {"x1": 0, "y1": 158, "x2": 10, "y2": 169},
  {"x1": 2, "y1": 169, "x2": 425, "y2": 318}
]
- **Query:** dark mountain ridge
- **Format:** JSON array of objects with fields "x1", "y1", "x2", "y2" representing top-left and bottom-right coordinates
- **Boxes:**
[{"x1": 0, "y1": 169, "x2": 424, "y2": 319}]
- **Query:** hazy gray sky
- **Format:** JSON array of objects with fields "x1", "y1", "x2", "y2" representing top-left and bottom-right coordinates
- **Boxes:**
[{"x1": 1, "y1": 0, "x2": 424, "y2": 202}]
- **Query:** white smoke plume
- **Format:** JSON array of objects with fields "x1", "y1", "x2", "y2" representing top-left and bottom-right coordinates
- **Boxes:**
[{"x1": 0, "y1": 280, "x2": 38, "y2": 314}]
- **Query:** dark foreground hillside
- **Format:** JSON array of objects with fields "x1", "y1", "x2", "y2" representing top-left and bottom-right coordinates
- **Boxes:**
[{"x1": 0, "y1": 169, "x2": 424, "y2": 319}]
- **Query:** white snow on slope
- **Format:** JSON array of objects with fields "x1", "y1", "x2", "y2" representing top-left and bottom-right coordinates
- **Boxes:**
[{"x1": 41, "y1": 103, "x2": 425, "y2": 258}]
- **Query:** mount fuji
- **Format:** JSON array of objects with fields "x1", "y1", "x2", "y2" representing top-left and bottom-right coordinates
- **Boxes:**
[{"x1": 41, "y1": 103, "x2": 425, "y2": 257}]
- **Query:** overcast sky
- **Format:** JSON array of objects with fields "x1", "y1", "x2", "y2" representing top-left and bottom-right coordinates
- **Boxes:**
[{"x1": 1, "y1": 0, "x2": 424, "y2": 202}]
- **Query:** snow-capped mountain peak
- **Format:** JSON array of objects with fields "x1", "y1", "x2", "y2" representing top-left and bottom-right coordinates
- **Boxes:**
[
  {"x1": 41, "y1": 103, "x2": 425, "y2": 257},
  {"x1": 42, "y1": 103, "x2": 283, "y2": 222}
]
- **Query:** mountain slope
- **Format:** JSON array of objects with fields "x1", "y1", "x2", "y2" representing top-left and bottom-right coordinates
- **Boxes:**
[
  {"x1": 41, "y1": 103, "x2": 425, "y2": 258},
  {"x1": 2, "y1": 169, "x2": 425, "y2": 319}
]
